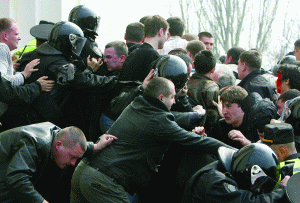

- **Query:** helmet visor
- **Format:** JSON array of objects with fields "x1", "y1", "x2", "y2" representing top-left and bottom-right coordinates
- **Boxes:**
[{"x1": 69, "y1": 34, "x2": 87, "y2": 56}]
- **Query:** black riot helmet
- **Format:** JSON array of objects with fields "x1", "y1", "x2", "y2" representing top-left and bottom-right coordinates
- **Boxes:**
[
  {"x1": 279, "y1": 55, "x2": 296, "y2": 65},
  {"x1": 149, "y1": 55, "x2": 188, "y2": 92},
  {"x1": 68, "y1": 5, "x2": 100, "y2": 36},
  {"x1": 48, "y1": 21, "x2": 87, "y2": 58},
  {"x1": 219, "y1": 143, "x2": 280, "y2": 194}
]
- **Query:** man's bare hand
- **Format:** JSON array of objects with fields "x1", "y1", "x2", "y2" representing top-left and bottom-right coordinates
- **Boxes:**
[
  {"x1": 177, "y1": 84, "x2": 188, "y2": 97},
  {"x1": 193, "y1": 105, "x2": 206, "y2": 117},
  {"x1": 87, "y1": 55, "x2": 103, "y2": 72},
  {"x1": 37, "y1": 76, "x2": 55, "y2": 92},
  {"x1": 12, "y1": 55, "x2": 20, "y2": 70},
  {"x1": 22, "y1": 59, "x2": 40, "y2": 79},
  {"x1": 142, "y1": 69, "x2": 155, "y2": 90},
  {"x1": 212, "y1": 95, "x2": 223, "y2": 117},
  {"x1": 228, "y1": 130, "x2": 251, "y2": 146},
  {"x1": 192, "y1": 126, "x2": 207, "y2": 136},
  {"x1": 281, "y1": 175, "x2": 290, "y2": 186},
  {"x1": 94, "y1": 134, "x2": 118, "y2": 151}
]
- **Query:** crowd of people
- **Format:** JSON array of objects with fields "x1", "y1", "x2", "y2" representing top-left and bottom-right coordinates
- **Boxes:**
[{"x1": 1, "y1": 4, "x2": 300, "y2": 203}]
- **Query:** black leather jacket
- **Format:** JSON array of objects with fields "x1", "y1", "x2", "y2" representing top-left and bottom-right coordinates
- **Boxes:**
[
  {"x1": 0, "y1": 122, "x2": 94, "y2": 203},
  {"x1": 238, "y1": 70, "x2": 277, "y2": 106}
]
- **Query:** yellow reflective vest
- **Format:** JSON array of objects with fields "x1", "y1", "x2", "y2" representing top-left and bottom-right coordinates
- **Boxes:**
[{"x1": 12, "y1": 39, "x2": 37, "y2": 59}]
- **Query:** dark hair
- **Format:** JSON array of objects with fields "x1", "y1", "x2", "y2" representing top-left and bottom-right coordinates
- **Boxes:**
[
  {"x1": 194, "y1": 50, "x2": 217, "y2": 74},
  {"x1": 181, "y1": 33, "x2": 198, "y2": 41},
  {"x1": 125, "y1": 22, "x2": 144, "y2": 43},
  {"x1": 139, "y1": 16, "x2": 151, "y2": 24},
  {"x1": 166, "y1": 16, "x2": 185, "y2": 37},
  {"x1": 186, "y1": 40, "x2": 206, "y2": 58},
  {"x1": 143, "y1": 77, "x2": 173, "y2": 98},
  {"x1": 168, "y1": 48, "x2": 187, "y2": 55},
  {"x1": 294, "y1": 39, "x2": 300, "y2": 50},
  {"x1": 218, "y1": 55, "x2": 226, "y2": 64},
  {"x1": 105, "y1": 41, "x2": 128, "y2": 57},
  {"x1": 278, "y1": 64, "x2": 300, "y2": 91},
  {"x1": 220, "y1": 85, "x2": 248, "y2": 106},
  {"x1": 144, "y1": 15, "x2": 168, "y2": 38},
  {"x1": 278, "y1": 89, "x2": 300, "y2": 103},
  {"x1": 0, "y1": 18, "x2": 16, "y2": 33},
  {"x1": 227, "y1": 47, "x2": 245, "y2": 63},
  {"x1": 239, "y1": 50, "x2": 262, "y2": 70},
  {"x1": 198, "y1": 31, "x2": 213, "y2": 40},
  {"x1": 172, "y1": 53, "x2": 192, "y2": 68}
]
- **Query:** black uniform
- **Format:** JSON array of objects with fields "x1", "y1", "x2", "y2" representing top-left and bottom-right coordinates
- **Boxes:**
[
  {"x1": 25, "y1": 42, "x2": 118, "y2": 130},
  {"x1": 182, "y1": 161, "x2": 288, "y2": 203}
]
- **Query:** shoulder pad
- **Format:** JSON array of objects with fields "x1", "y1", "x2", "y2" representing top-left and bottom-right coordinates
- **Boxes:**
[{"x1": 36, "y1": 42, "x2": 62, "y2": 55}]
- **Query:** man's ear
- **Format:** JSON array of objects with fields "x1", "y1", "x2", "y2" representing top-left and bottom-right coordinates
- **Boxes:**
[
  {"x1": 124, "y1": 33, "x2": 127, "y2": 41},
  {"x1": 158, "y1": 94, "x2": 164, "y2": 101},
  {"x1": 158, "y1": 28, "x2": 164, "y2": 37},
  {"x1": 187, "y1": 51, "x2": 192, "y2": 59},
  {"x1": 241, "y1": 62, "x2": 248, "y2": 72},
  {"x1": 120, "y1": 55, "x2": 126, "y2": 62},
  {"x1": 210, "y1": 67, "x2": 216, "y2": 74},
  {"x1": 1, "y1": 31, "x2": 7, "y2": 41},
  {"x1": 285, "y1": 78, "x2": 290, "y2": 85},
  {"x1": 54, "y1": 140, "x2": 63, "y2": 151},
  {"x1": 279, "y1": 146, "x2": 288, "y2": 158}
]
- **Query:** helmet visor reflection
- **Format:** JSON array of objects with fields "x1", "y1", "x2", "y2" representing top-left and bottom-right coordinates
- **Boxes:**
[{"x1": 69, "y1": 34, "x2": 87, "y2": 56}]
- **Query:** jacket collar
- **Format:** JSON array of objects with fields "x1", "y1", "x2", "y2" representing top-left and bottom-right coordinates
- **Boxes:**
[
  {"x1": 191, "y1": 72, "x2": 213, "y2": 81},
  {"x1": 143, "y1": 95, "x2": 170, "y2": 112},
  {"x1": 284, "y1": 153, "x2": 300, "y2": 161},
  {"x1": 238, "y1": 69, "x2": 262, "y2": 86}
]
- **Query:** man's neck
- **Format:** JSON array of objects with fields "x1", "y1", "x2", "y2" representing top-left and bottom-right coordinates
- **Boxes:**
[
  {"x1": 231, "y1": 118, "x2": 244, "y2": 128},
  {"x1": 203, "y1": 72, "x2": 212, "y2": 79},
  {"x1": 143, "y1": 37, "x2": 159, "y2": 50}
]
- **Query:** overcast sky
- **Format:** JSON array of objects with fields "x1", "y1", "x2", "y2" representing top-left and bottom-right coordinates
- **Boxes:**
[{"x1": 62, "y1": 0, "x2": 176, "y2": 49}]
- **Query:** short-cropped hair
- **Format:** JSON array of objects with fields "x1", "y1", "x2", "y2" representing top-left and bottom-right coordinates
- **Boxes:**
[
  {"x1": 0, "y1": 18, "x2": 16, "y2": 33},
  {"x1": 144, "y1": 15, "x2": 168, "y2": 38},
  {"x1": 167, "y1": 16, "x2": 185, "y2": 37},
  {"x1": 186, "y1": 40, "x2": 206, "y2": 58},
  {"x1": 105, "y1": 41, "x2": 128, "y2": 57},
  {"x1": 194, "y1": 50, "x2": 217, "y2": 74},
  {"x1": 125, "y1": 22, "x2": 145, "y2": 43},
  {"x1": 143, "y1": 77, "x2": 173, "y2": 98},
  {"x1": 227, "y1": 47, "x2": 245, "y2": 62},
  {"x1": 239, "y1": 50, "x2": 262, "y2": 70},
  {"x1": 198, "y1": 31, "x2": 213, "y2": 39},
  {"x1": 54, "y1": 126, "x2": 87, "y2": 151}
]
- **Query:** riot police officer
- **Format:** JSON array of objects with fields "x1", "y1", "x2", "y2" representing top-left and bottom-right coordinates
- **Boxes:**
[
  {"x1": 68, "y1": 5, "x2": 103, "y2": 65},
  {"x1": 25, "y1": 21, "x2": 118, "y2": 129},
  {"x1": 182, "y1": 143, "x2": 290, "y2": 202}
]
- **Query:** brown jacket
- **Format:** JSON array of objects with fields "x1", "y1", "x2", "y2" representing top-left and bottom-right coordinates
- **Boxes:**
[{"x1": 187, "y1": 73, "x2": 221, "y2": 131}]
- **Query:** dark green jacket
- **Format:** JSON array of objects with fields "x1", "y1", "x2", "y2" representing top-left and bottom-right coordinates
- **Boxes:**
[{"x1": 86, "y1": 95, "x2": 230, "y2": 194}]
